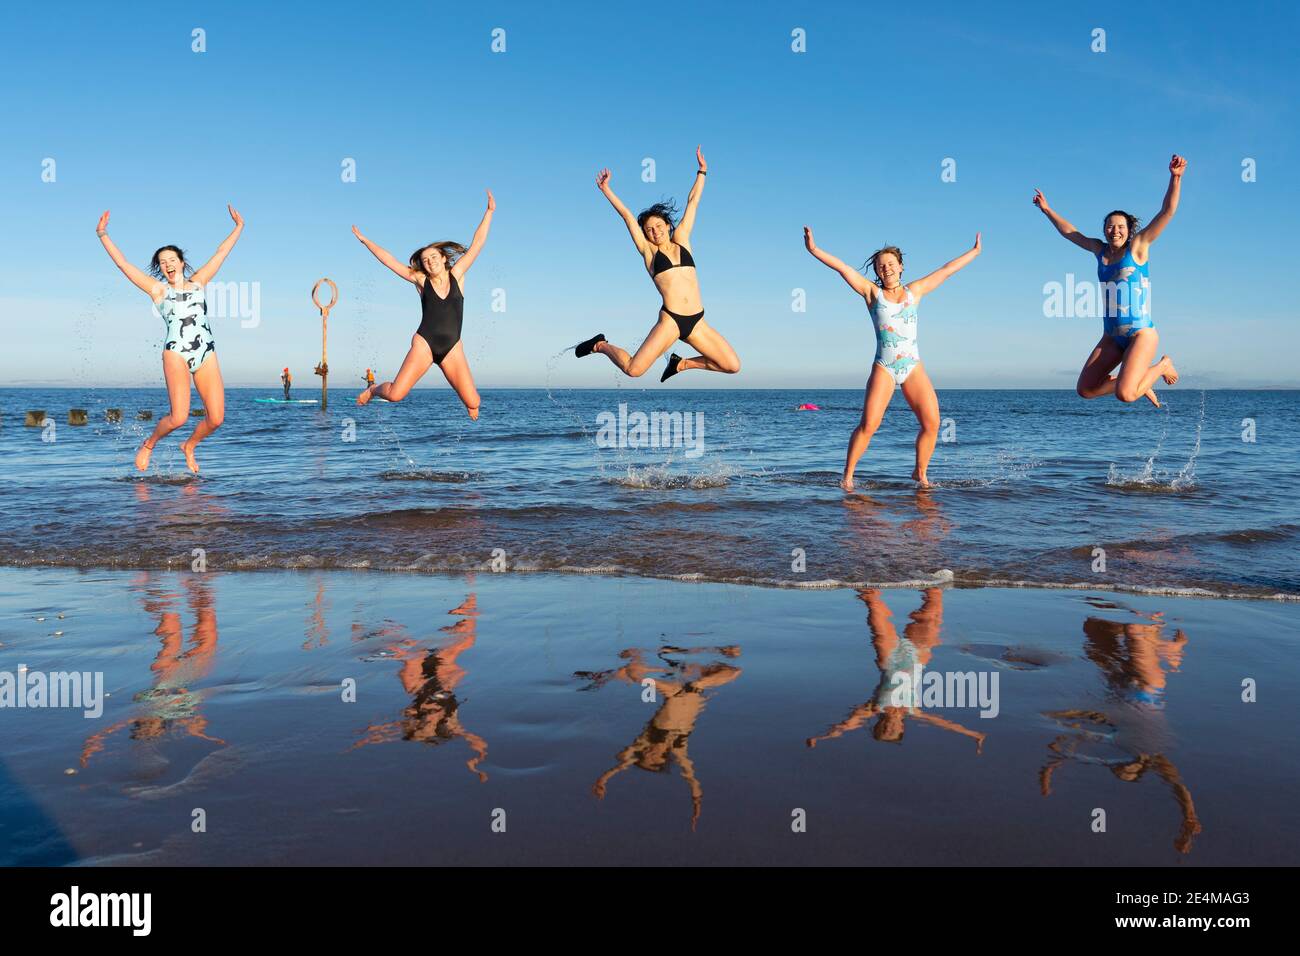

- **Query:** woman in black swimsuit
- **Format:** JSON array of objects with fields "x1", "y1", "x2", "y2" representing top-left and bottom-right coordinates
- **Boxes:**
[
  {"x1": 576, "y1": 147, "x2": 740, "y2": 382},
  {"x1": 353, "y1": 190, "x2": 494, "y2": 417}
]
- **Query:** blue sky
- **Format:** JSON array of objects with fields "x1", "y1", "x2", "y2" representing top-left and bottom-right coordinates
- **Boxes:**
[{"x1": 1, "y1": 0, "x2": 1296, "y2": 389}]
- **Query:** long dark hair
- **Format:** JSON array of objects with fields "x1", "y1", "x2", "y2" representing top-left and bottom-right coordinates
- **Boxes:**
[
  {"x1": 637, "y1": 200, "x2": 680, "y2": 237},
  {"x1": 409, "y1": 241, "x2": 468, "y2": 277},
  {"x1": 149, "y1": 245, "x2": 191, "y2": 279}
]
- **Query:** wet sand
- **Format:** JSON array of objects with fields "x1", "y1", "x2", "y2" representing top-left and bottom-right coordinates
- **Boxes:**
[{"x1": 2, "y1": 567, "x2": 1297, "y2": 866}]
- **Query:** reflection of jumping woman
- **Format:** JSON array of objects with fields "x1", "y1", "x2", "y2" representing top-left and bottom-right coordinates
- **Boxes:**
[
  {"x1": 804, "y1": 226, "x2": 980, "y2": 490},
  {"x1": 97, "y1": 205, "x2": 243, "y2": 474},
  {"x1": 575, "y1": 147, "x2": 741, "y2": 382},
  {"x1": 1033, "y1": 154, "x2": 1185, "y2": 407},
  {"x1": 353, "y1": 190, "x2": 494, "y2": 417}
]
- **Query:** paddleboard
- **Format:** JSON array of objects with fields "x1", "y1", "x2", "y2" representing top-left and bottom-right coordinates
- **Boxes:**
[{"x1": 255, "y1": 398, "x2": 320, "y2": 404}]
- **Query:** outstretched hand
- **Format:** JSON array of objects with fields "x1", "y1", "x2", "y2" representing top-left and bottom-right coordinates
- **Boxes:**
[
  {"x1": 485, "y1": 189, "x2": 496, "y2": 211},
  {"x1": 351, "y1": 225, "x2": 367, "y2": 242},
  {"x1": 803, "y1": 225, "x2": 817, "y2": 253},
  {"x1": 696, "y1": 145, "x2": 707, "y2": 172},
  {"x1": 96, "y1": 210, "x2": 110, "y2": 235},
  {"x1": 596, "y1": 168, "x2": 611, "y2": 190},
  {"x1": 1169, "y1": 154, "x2": 1187, "y2": 178},
  {"x1": 973, "y1": 232, "x2": 982, "y2": 253},
  {"x1": 1032, "y1": 189, "x2": 1050, "y2": 211},
  {"x1": 228, "y1": 204, "x2": 243, "y2": 227}
]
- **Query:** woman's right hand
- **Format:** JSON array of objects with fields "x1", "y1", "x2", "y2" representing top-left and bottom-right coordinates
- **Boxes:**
[
  {"x1": 351, "y1": 224, "x2": 367, "y2": 242},
  {"x1": 596, "y1": 168, "x2": 611, "y2": 191},
  {"x1": 1032, "y1": 189, "x2": 1051, "y2": 212},
  {"x1": 803, "y1": 225, "x2": 817, "y2": 254},
  {"x1": 96, "y1": 210, "x2": 110, "y2": 236}
]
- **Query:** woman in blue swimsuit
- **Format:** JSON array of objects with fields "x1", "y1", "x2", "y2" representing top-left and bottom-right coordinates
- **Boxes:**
[
  {"x1": 575, "y1": 146, "x2": 741, "y2": 382},
  {"x1": 96, "y1": 205, "x2": 243, "y2": 474},
  {"x1": 804, "y1": 227, "x2": 981, "y2": 490},
  {"x1": 1034, "y1": 154, "x2": 1185, "y2": 407}
]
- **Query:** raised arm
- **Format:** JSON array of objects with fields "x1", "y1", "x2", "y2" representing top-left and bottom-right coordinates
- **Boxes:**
[
  {"x1": 352, "y1": 225, "x2": 417, "y2": 284},
  {"x1": 95, "y1": 211, "x2": 162, "y2": 298},
  {"x1": 190, "y1": 205, "x2": 245, "y2": 286},
  {"x1": 803, "y1": 226, "x2": 875, "y2": 299},
  {"x1": 908, "y1": 233, "x2": 981, "y2": 298},
  {"x1": 451, "y1": 190, "x2": 495, "y2": 280},
  {"x1": 1134, "y1": 154, "x2": 1186, "y2": 252},
  {"x1": 673, "y1": 146, "x2": 708, "y2": 245},
  {"x1": 1033, "y1": 190, "x2": 1103, "y2": 254},
  {"x1": 596, "y1": 168, "x2": 649, "y2": 256}
]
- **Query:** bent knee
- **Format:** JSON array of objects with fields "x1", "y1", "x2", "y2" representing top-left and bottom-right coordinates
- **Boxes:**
[
  {"x1": 721, "y1": 357, "x2": 741, "y2": 374},
  {"x1": 1115, "y1": 386, "x2": 1142, "y2": 403},
  {"x1": 206, "y1": 411, "x2": 225, "y2": 429},
  {"x1": 625, "y1": 361, "x2": 652, "y2": 378}
]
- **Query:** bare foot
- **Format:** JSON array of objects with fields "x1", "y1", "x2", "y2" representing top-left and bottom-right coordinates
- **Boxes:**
[
  {"x1": 134, "y1": 442, "x2": 155, "y2": 472},
  {"x1": 912, "y1": 468, "x2": 933, "y2": 488},
  {"x1": 180, "y1": 441, "x2": 200, "y2": 474},
  {"x1": 467, "y1": 405, "x2": 480, "y2": 421},
  {"x1": 1160, "y1": 356, "x2": 1179, "y2": 385},
  {"x1": 1144, "y1": 387, "x2": 1161, "y2": 408},
  {"x1": 356, "y1": 387, "x2": 374, "y2": 406},
  {"x1": 840, "y1": 474, "x2": 855, "y2": 492}
]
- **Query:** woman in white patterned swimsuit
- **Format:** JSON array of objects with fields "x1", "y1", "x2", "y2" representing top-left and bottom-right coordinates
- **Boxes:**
[
  {"x1": 97, "y1": 205, "x2": 244, "y2": 474},
  {"x1": 804, "y1": 227, "x2": 980, "y2": 490}
]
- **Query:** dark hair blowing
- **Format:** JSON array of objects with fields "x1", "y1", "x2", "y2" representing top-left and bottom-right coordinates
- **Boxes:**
[{"x1": 637, "y1": 200, "x2": 680, "y2": 237}]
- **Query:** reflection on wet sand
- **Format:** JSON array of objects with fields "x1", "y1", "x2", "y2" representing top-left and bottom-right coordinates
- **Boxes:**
[
  {"x1": 841, "y1": 490, "x2": 953, "y2": 581},
  {"x1": 81, "y1": 573, "x2": 224, "y2": 766},
  {"x1": 351, "y1": 591, "x2": 488, "y2": 782},
  {"x1": 575, "y1": 645, "x2": 742, "y2": 830},
  {"x1": 1039, "y1": 601, "x2": 1201, "y2": 854},
  {"x1": 807, "y1": 588, "x2": 986, "y2": 750}
]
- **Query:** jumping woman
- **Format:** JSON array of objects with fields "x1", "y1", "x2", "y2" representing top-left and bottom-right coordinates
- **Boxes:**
[
  {"x1": 96, "y1": 205, "x2": 243, "y2": 474},
  {"x1": 353, "y1": 190, "x2": 494, "y2": 417},
  {"x1": 575, "y1": 147, "x2": 740, "y2": 382},
  {"x1": 804, "y1": 227, "x2": 981, "y2": 491},
  {"x1": 1033, "y1": 154, "x2": 1185, "y2": 407}
]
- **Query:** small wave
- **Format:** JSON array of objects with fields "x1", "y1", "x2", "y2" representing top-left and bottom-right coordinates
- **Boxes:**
[
  {"x1": 378, "y1": 469, "x2": 478, "y2": 483},
  {"x1": 109, "y1": 473, "x2": 201, "y2": 485},
  {"x1": 605, "y1": 464, "x2": 732, "y2": 490}
]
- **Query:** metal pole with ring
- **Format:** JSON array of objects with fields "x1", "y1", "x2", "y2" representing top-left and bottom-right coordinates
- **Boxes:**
[{"x1": 312, "y1": 278, "x2": 338, "y2": 409}]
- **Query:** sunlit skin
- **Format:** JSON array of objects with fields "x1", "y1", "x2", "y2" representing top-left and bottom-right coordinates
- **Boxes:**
[
  {"x1": 806, "y1": 588, "x2": 987, "y2": 750},
  {"x1": 577, "y1": 645, "x2": 742, "y2": 830},
  {"x1": 805, "y1": 228, "x2": 980, "y2": 490},
  {"x1": 350, "y1": 594, "x2": 488, "y2": 781},
  {"x1": 353, "y1": 190, "x2": 494, "y2": 418},
  {"x1": 590, "y1": 146, "x2": 742, "y2": 378},
  {"x1": 1038, "y1": 608, "x2": 1200, "y2": 854},
  {"x1": 1034, "y1": 154, "x2": 1186, "y2": 407},
  {"x1": 96, "y1": 205, "x2": 243, "y2": 474},
  {"x1": 80, "y1": 575, "x2": 224, "y2": 767}
]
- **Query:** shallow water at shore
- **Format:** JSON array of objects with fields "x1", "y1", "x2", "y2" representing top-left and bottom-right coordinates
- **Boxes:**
[
  {"x1": 1, "y1": 388, "x2": 1297, "y2": 599},
  {"x1": 3, "y1": 568, "x2": 1297, "y2": 866}
]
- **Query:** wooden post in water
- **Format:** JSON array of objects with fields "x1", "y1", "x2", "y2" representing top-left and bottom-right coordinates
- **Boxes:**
[{"x1": 312, "y1": 278, "x2": 338, "y2": 409}]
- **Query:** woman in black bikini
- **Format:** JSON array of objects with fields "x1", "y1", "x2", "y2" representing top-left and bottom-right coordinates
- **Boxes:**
[
  {"x1": 576, "y1": 147, "x2": 740, "y2": 382},
  {"x1": 353, "y1": 190, "x2": 494, "y2": 417}
]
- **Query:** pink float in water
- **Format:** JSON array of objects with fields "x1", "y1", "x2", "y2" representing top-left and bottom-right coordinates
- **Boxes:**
[{"x1": 796, "y1": 403, "x2": 821, "y2": 411}]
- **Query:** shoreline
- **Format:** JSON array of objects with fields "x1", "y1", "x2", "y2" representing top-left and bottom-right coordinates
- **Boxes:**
[{"x1": 1, "y1": 561, "x2": 1296, "y2": 603}]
